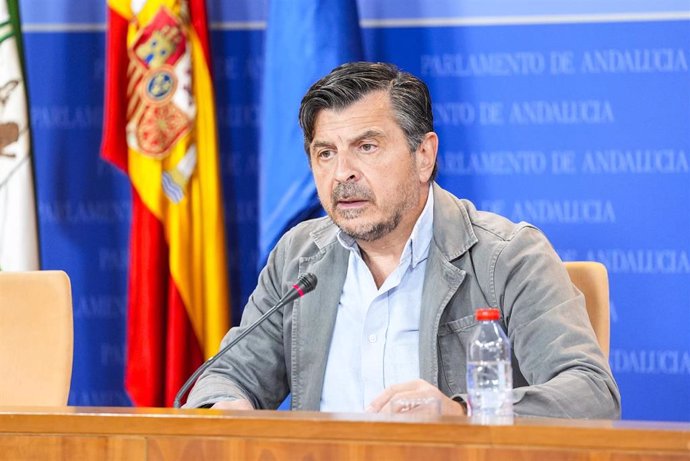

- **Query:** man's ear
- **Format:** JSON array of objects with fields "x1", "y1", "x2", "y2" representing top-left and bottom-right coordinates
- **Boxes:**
[{"x1": 415, "y1": 132, "x2": 438, "y2": 183}]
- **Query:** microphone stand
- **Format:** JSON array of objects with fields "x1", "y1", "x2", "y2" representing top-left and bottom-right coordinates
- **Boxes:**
[{"x1": 173, "y1": 273, "x2": 317, "y2": 408}]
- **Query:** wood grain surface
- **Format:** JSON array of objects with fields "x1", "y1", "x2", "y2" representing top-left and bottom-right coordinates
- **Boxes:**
[{"x1": 0, "y1": 407, "x2": 688, "y2": 460}]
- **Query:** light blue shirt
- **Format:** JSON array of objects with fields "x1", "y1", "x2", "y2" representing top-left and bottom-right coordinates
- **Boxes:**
[{"x1": 320, "y1": 188, "x2": 434, "y2": 412}]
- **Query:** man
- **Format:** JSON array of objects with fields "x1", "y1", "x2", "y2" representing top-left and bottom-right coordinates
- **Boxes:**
[{"x1": 185, "y1": 62, "x2": 621, "y2": 418}]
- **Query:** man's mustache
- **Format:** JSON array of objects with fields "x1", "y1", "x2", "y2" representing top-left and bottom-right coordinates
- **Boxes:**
[{"x1": 332, "y1": 182, "x2": 374, "y2": 203}]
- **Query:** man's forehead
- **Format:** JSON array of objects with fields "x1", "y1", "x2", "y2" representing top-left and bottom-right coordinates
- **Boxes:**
[
  {"x1": 312, "y1": 127, "x2": 386, "y2": 146},
  {"x1": 312, "y1": 93, "x2": 394, "y2": 135},
  {"x1": 311, "y1": 118, "x2": 391, "y2": 149},
  {"x1": 317, "y1": 90, "x2": 390, "y2": 118}
]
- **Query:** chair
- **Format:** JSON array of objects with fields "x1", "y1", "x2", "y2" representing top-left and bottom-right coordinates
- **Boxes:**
[
  {"x1": 564, "y1": 261, "x2": 610, "y2": 358},
  {"x1": 0, "y1": 270, "x2": 73, "y2": 406}
]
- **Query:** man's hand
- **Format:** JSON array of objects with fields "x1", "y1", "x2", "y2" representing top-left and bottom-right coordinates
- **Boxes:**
[
  {"x1": 366, "y1": 379, "x2": 466, "y2": 416},
  {"x1": 211, "y1": 399, "x2": 254, "y2": 410}
]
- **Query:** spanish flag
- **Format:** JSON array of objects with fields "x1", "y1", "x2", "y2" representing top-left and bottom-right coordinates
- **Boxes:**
[{"x1": 101, "y1": 0, "x2": 230, "y2": 407}]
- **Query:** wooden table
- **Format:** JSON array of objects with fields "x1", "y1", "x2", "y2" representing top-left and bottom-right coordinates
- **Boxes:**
[{"x1": 0, "y1": 407, "x2": 689, "y2": 460}]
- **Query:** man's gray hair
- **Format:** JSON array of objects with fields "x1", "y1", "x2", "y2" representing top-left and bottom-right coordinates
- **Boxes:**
[{"x1": 298, "y1": 62, "x2": 437, "y2": 180}]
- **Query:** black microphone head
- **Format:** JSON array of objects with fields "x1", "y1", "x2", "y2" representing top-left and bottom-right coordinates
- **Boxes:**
[{"x1": 295, "y1": 273, "x2": 317, "y2": 296}]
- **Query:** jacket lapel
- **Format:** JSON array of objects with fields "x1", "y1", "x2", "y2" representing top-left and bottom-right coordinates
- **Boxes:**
[
  {"x1": 291, "y1": 234, "x2": 349, "y2": 410},
  {"x1": 419, "y1": 245, "x2": 465, "y2": 385},
  {"x1": 419, "y1": 184, "x2": 478, "y2": 385}
]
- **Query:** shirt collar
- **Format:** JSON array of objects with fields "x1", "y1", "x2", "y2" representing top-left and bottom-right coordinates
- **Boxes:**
[{"x1": 336, "y1": 185, "x2": 434, "y2": 269}]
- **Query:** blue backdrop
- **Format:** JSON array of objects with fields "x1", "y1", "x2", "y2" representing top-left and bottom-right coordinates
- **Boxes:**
[{"x1": 19, "y1": 1, "x2": 690, "y2": 421}]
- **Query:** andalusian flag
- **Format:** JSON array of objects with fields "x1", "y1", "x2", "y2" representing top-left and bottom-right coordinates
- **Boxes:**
[
  {"x1": 101, "y1": 0, "x2": 230, "y2": 407},
  {"x1": 0, "y1": 0, "x2": 39, "y2": 271}
]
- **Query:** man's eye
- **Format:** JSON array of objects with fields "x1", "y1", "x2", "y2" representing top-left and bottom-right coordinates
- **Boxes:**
[
  {"x1": 360, "y1": 143, "x2": 376, "y2": 153},
  {"x1": 318, "y1": 150, "x2": 334, "y2": 160}
]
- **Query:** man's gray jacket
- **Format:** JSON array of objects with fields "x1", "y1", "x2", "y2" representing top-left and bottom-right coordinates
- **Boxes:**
[{"x1": 186, "y1": 183, "x2": 621, "y2": 418}]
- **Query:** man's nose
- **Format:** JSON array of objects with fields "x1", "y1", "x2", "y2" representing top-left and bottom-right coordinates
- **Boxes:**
[{"x1": 334, "y1": 151, "x2": 360, "y2": 183}]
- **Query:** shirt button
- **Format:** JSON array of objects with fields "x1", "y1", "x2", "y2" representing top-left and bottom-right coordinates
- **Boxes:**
[{"x1": 368, "y1": 334, "x2": 377, "y2": 343}]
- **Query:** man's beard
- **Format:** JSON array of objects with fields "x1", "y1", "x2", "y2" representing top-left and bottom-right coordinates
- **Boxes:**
[{"x1": 326, "y1": 178, "x2": 419, "y2": 242}]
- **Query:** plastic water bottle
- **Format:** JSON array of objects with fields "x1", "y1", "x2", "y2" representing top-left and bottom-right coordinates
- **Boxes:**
[{"x1": 466, "y1": 307, "x2": 514, "y2": 424}]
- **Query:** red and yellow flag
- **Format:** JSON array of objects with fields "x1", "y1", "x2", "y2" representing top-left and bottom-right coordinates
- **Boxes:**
[{"x1": 101, "y1": 0, "x2": 229, "y2": 407}]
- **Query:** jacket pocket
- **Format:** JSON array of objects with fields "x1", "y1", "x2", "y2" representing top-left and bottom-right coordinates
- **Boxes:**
[{"x1": 438, "y1": 314, "x2": 477, "y2": 394}]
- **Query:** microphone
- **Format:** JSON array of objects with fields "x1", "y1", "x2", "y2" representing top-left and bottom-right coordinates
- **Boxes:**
[{"x1": 173, "y1": 273, "x2": 318, "y2": 408}]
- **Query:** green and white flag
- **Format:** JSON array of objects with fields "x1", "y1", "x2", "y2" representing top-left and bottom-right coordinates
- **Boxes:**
[{"x1": 0, "y1": 0, "x2": 39, "y2": 271}]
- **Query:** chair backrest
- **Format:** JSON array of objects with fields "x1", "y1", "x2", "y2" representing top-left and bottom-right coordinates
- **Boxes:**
[
  {"x1": 564, "y1": 261, "x2": 610, "y2": 358},
  {"x1": 0, "y1": 270, "x2": 73, "y2": 406}
]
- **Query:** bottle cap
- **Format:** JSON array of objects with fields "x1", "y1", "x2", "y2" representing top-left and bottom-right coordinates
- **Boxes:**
[{"x1": 475, "y1": 308, "x2": 500, "y2": 321}]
